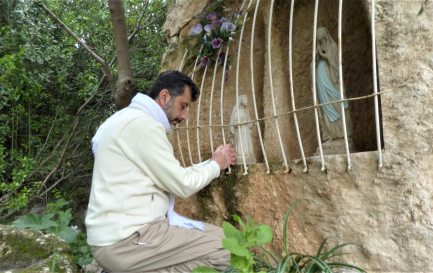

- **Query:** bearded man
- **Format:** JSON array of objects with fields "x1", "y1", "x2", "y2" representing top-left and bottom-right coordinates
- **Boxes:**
[{"x1": 86, "y1": 70, "x2": 236, "y2": 273}]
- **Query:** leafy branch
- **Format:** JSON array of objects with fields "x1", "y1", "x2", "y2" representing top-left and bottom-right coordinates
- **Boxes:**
[{"x1": 38, "y1": 2, "x2": 116, "y2": 95}]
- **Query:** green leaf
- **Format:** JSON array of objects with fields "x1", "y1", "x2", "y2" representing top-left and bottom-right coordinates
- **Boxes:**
[
  {"x1": 316, "y1": 238, "x2": 328, "y2": 257},
  {"x1": 191, "y1": 266, "x2": 219, "y2": 273},
  {"x1": 255, "y1": 224, "x2": 273, "y2": 244},
  {"x1": 223, "y1": 221, "x2": 243, "y2": 242},
  {"x1": 326, "y1": 262, "x2": 366, "y2": 273},
  {"x1": 276, "y1": 255, "x2": 292, "y2": 273},
  {"x1": 78, "y1": 256, "x2": 93, "y2": 267},
  {"x1": 282, "y1": 202, "x2": 297, "y2": 255},
  {"x1": 222, "y1": 238, "x2": 250, "y2": 257},
  {"x1": 54, "y1": 225, "x2": 77, "y2": 243},
  {"x1": 303, "y1": 255, "x2": 333, "y2": 273},
  {"x1": 320, "y1": 242, "x2": 355, "y2": 260},
  {"x1": 58, "y1": 208, "x2": 72, "y2": 227},
  {"x1": 78, "y1": 245, "x2": 90, "y2": 253},
  {"x1": 231, "y1": 255, "x2": 248, "y2": 271},
  {"x1": 232, "y1": 214, "x2": 246, "y2": 230},
  {"x1": 12, "y1": 213, "x2": 57, "y2": 230}
]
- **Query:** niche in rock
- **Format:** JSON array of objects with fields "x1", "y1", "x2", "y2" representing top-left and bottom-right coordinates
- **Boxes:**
[{"x1": 284, "y1": 0, "x2": 384, "y2": 159}]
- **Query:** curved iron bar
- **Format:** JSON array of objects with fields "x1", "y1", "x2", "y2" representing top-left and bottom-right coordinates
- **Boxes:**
[
  {"x1": 371, "y1": 0, "x2": 383, "y2": 168},
  {"x1": 289, "y1": 0, "x2": 308, "y2": 172},
  {"x1": 311, "y1": 0, "x2": 326, "y2": 171},
  {"x1": 268, "y1": 0, "x2": 289, "y2": 172},
  {"x1": 338, "y1": 0, "x2": 352, "y2": 170},
  {"x1": 250, "y1": 0, "x2": 270, "y2": 174},
  {"x1": 175, "y1": 48, "x2": 190, "y2": 167},
  {"x1": 235, "y1": 11, "x2": 250, "y2": 175},
  {"x1": 209, "y1": 47, "x2": 223, "y2": 154}
]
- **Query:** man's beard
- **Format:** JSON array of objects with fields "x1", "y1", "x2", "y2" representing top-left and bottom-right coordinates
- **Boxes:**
[{"x1": 162, "y1": 98, "x2": 182, "y2": 125}]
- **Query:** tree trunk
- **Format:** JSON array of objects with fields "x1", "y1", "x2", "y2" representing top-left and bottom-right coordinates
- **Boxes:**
[{"x1": 109, "y1": 0, "x2": 135, "y2": 109}]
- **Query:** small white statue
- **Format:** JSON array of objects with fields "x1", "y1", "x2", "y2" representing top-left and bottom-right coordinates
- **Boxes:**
[{"x1": 229, "y1": 95, "x2": 256, "y2": 165}]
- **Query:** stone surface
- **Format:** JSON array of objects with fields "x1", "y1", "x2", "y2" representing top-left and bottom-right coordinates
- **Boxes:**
[
  {"x1": 162, "y1": 0, "x2": 433, "y2": 272},
  {"x1": 0, "y1": 225, "x2": 77, "y2": 273},
  {"x1": 82, "y1": 259, "x2": 104, "y2": 273},
  {"x1": 163, "y1": 0, "x2": 210, "y2": 40}
]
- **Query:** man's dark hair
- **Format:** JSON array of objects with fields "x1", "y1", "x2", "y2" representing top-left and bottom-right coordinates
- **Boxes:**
[{"x1": 148, "y1": 70, "x2": 200, "y2": 101}]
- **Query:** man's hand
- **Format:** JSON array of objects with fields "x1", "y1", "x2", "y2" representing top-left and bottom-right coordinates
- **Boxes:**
[{"x1": 212, "y1": 144, "x2": 236, "y2": 170}]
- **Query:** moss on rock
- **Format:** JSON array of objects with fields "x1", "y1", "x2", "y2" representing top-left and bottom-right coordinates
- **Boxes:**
[{"x1": 0, "y1": 225, "x2": 77, "y2": 273}]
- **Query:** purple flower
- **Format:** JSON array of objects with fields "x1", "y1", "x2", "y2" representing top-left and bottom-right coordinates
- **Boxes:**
[
  {"x1": 211, "y1": 20, "x2": 221, "y2": 29},
  {"x1": 211, "y1": 38, "x2": 223, "y2": 49},
  {"x1": 200, "y1": 56, "x2": 210, "y2": 67},
  {"x1": 220, "y1": 21, "x2": 236, "y2": 32},
  {"x1": 206, "y1": 12, "x2": 218, "y2": 22},
  {"x1": 190, "y1": 23, "x2": 203, "y2": 36},
  {"x1": 204, "y1": 24, "x2": 213, "y2": 33}
]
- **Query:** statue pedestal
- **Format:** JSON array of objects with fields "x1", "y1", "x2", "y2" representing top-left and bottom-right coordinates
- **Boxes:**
[{"x1": 315, "y1": 138, "x2": 355, "y2": 156}]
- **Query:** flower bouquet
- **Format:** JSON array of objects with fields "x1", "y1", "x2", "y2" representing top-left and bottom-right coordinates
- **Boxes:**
[{"x1": 189, "y1": 2, "x2": 242, "y2": 68}]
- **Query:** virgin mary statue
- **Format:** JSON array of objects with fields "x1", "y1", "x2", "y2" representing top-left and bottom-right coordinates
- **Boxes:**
[{"x1": 315, "y1": 26, "x2": 352, "y2": 142}]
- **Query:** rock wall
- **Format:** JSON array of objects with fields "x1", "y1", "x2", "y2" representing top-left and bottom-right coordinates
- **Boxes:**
[{"x1": 161, "y1": 0, "x2": 433, "y2": 272}]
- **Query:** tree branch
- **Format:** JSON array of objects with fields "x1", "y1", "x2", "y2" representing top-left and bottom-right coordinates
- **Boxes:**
[
  {"x1": 38, "y1": 3, "x2": 116, "y2": 95},
  {"x1": 36, "y1": 118, "x2": 78, "y2": 195},
  {"x1": 1, "y1": 2, "x2": 156, "y2": 212},
  {"x1": 128, "y1": 0, "x2": 149, "y2": 42},
  {"x1": 35, "y1": 106, "x2": 60, "y2": 161},
  {"x1": 109, "y1": 0, "x2": 135, "y2": 109}
]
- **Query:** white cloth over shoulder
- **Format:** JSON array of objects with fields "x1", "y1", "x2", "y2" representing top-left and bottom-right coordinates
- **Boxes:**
[{"x1": 92, "y1": 93, "x2": 204, "y2": 231}]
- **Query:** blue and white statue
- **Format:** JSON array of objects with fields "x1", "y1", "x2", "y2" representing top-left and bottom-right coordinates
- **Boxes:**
[{"x1": 315, "y1": 26, "x2": 352, "y2": 142}]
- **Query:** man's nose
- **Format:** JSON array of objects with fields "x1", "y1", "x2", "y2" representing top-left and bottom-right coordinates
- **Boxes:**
[{"x1": 180, "y1": 109, "x2": 189, "y2": 121}]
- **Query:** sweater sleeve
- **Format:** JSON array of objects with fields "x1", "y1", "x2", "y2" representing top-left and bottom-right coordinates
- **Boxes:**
[{"x1": 118, "y1": 118, "x2": 221, "y2": 198}]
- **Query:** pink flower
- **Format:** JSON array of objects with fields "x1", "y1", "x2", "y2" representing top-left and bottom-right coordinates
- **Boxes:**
[{"x1": 211, "y1": 38, "x2": 223, "y2": 49}]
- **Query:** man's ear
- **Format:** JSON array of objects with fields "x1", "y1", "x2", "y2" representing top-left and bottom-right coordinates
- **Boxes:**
[{"x1": 155, "y1": 89, "x2": 171, "y2": 107}]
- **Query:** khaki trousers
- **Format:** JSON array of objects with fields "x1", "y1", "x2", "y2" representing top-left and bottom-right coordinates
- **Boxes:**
[{"x1": 91, "y1": 219, "x2": 230, "y2": 273}]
